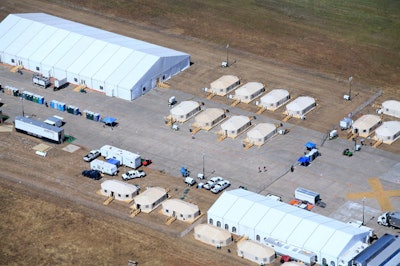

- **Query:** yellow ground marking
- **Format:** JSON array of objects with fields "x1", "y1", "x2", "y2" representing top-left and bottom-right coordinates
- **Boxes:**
[{"x1": 347, "y1": 177, "x2": 400, "y2": 211}]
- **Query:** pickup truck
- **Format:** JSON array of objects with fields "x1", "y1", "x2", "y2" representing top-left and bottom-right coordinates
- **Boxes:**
[
  {"x1": 211, "y1": 180, "x2": 230, "y2": 194},
  {"x1": 83, "y1": 150, "x2": 101, "y2": 162},
  {"x1": 122, "y1": 170, "x2": 146, "y2": 180},
  {"x1": 203, "y1": 176, "x2": 224, "y2": 190}
]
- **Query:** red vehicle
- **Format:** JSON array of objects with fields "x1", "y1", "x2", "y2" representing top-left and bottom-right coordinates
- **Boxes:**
[
  {"x1": 141, "y1": 159, "x2": 152, "y2": 166},
  {"x1": 280, "y1": 255, "x2": 291, "y2": 263}
]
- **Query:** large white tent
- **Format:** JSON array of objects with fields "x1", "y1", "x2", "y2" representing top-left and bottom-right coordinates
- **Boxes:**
[
  {"x1": 374, "y1": 121, "x2": 400, "y2": 144},
  {"x1": 0, "y1": 13, "x2": 190, "y2": 100},
  {"x1": 381, "y1": 100, "x2": 400, "y2": 118},
  {"x1": 207, "y1": 189, "x2": 371, "y2": 266}
]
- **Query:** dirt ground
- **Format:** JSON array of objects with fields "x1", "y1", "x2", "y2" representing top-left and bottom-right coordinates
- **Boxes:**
[{"x1": 0, "y1": 0, "x2": 399, "y2": 265}]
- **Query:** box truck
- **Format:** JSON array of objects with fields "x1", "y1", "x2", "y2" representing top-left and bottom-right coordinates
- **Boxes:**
[
  {"x1": 294, "y1": 187, "x2": 320, "y2": 205},
  {"x1": 15, "y1": 116, "x2": 64, "y2": 143},
  {"x1": 32, "y1": 74, "x2": 50, "y2": 88},
  {"x1": 377, "y1": 212, "x2": 400, "y2": 229},
  {"x1": 54, "y1": 77, "x2": 68, "y2": 90},
  {"x1": 100, "y1": 145, "x2": 141, "y2": 169},
  {"x1": 90, "y1": 159, "x2": 117, "y2": 176}
]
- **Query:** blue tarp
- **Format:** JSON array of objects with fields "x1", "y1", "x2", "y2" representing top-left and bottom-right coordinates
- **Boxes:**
[
  {"x1": 102, "y1": 117, "x2": 116, "y2": 125},
  {"x1": 107, "y1": 158, "x2": 120, "y2": 166},
  {"x1": 298, "y1": 156, "x2": 310, "y2": 164},
  {"x1": 305, "y1": 142, "x2": 316, "y2": 149}
]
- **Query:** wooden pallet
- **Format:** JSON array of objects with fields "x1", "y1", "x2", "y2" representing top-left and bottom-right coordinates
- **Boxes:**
[
  {"x1": 165, "y1": 216, "x2": 177, "y2": 225},
  {"x1": 256, "y1": 107, "x2": 266, "y2": 115},
  {"x1": 157, "y1": 82, "x2": 170, "y2": 89},
  {"x1": 73, "y1": 84, "x2": 87, "y2": 92},
  {"x1": 191, "y1": 127, "x2": 201, "y2": 134},
  {"x1": 230, "y1": 99, "x2": 240, "y2": 107},
  {"x1": 282, "y1": 115, "x2": 292, "y2": 122},
  {"x1": 206, "y1": 93, "x2": 215, "y2": 100},
  {"x1": 373, "y1": 140, "x2": 383, "y2": 148},
  {"x1": 103, "y1": 196, "x2": 114, "y2": 205},
  {"x1": 217, "y1": 134, "x2": 226, "y2": 142},
  {"x1": 10, "y1": 65, "x2": 22, "y2": 73},
  {"x1": 130, "y1": 208, "x2": 141, "y2": 218}
]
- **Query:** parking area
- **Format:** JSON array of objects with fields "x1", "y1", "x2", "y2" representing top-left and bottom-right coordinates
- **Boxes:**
[{"x1": 1, "y1": 64, "x2": 400, "y2": 237}]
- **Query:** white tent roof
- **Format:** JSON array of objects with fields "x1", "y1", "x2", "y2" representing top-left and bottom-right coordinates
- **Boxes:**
[
  {"x1": 286, "y1": 96, "x2": 315, "y2": 112},
  {"x1": 0, "y1": 13, "x2": 190, "y2": 100},
  {"x1": 221, "y1": 115, "x2": 250, "y2": 131},
  {"x1": 375, "y1": 121, "x2": 400, "y2": 137},
  {"x1": 134, "y1": 187, "x2": 167, "y2": 206},
  {"x1": 194, "y1": 224, "x2": 231, "y2": 240},
  {"x1": 163, "y1": 198, "x2": 199, "y2": 214},
  {"x1": 261, "y1": 89, "x2": 289, "y2": 104},
  {"x1": 195, "y1": 108, "x2": 225, "y2": 124},
  {"x1": 210, "y1": 75, "x2": 239, "y2": 89},
  {"x1": 208, "y1": 189, "x2": 371, "y2": 263},
  {"x1": 247, "y1": 123, "x2": 276, "y2": 139},
  {"x1": 353, "y1": 114, "x2": 381, "y2": 129},
  {"x1": 382, "y1": 100, "x2": 400, "y2": 111},
  {"x1": 101, "y1": 180, "x2": 138, "y2": 195},
  {"x1": 237, "y1": 240, "x2": 275, "y2": 257},
  {"x1": 170, "y1": 101, "x2": 200, "y2": 116},
  {"x1": 235, "y1": 82, "x2": 264, "y2": 96}
]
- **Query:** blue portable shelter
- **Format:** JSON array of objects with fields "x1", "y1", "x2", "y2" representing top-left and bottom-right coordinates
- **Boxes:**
[
  {"x1": 298, "y1": 156, "x2": 310, "y2": 166},
  {"x1": 102, "y1": 117, "x2": 117, "y2": 126},
  {"x1": 305, "y1": 142, "x2": 316, "y2": 150}
]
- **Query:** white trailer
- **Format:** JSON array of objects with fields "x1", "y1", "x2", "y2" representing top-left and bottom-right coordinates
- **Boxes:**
[
  {"x1": 294, "y1": 187, "x2": 320, "y2": 205},
  {"x1": 15, "y1": 116, "x2": 64, "y2": 143},
  {"x1": 100, "y1": 145, "x2": 141, "y2": 169},
  {"x1": 90, "y1": 159, "x2": 117, "y2": 176},
  {"x1": 54, "y1": 77, "x2": 68, "y2": 90},
  {"x1": 32, "y1": 74, "x2": 50, "y2": 88}
]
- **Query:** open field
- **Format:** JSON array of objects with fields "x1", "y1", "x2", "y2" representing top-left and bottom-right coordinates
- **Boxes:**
[{"x1": 0, "y1": 0, "x2": 400, "y2": 265}]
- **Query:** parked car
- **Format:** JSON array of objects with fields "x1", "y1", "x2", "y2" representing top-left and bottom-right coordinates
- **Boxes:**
[
  {"x1": 141, "y1": 158, "x2": 152, "y2": 166},
  {"x1": 83, "y1": 150, "x2": 101, "y2": 162},
  {"x1": 184, "y1": 177, "x2": 196, "y2": 186},
  {"x1": 82, "y1": 169, "x2": 102, "y2": 180},
  {"x1": 211, "y1": 180, "x2": 230, "y2": 194},
  {"x1": 122, "y1": 170, "x2": 146, "y2": 180},
  {"x1": 343, "y1": 148, "x2": 353, "y2": 157},
  {"x1": 203, "y1": 176, "x2": 224, "y2": 190},
  {"x1": 289, "y1": 199, "x2": 314, "y2": 211}
]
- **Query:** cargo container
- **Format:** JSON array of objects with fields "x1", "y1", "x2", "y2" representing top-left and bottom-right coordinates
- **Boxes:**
[
  {"x1": 14, "y1": 116, "x2": 64, "y2": 143},
  {"x1": 294, "y1": 187, "x2": 320, "y2": 205},
  {"x1": 90, "y1": 159, "x2": 117, "y2": 176},
  {"x1": 53, "y1": 77, "x2": 68, "y2": 90},
  {"x1": 100, "y1": 145, "x2": 141, "y2": 169}
]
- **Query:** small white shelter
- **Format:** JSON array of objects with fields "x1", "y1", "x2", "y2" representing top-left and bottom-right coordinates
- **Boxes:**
[
  {"x1": 209, "y1": 75, "x2": 240, "y2": 96},
  {"x1": 237, "y1": 239, "x2": 276, "y2": 265},
  {"x1": 100, "y1": 180, "x2": 139, "y2": 201},
  {"x1": 352, "y1": 114, "x2": 382, "y2": 138},
  {"x1": 162, "y1": 198, "x2": 200, "y2": 222},
  {"x1": 133, "y1": 187, "x2": 168, "y2": 213},
  {"x1": 233, "y1": 82, "x2": 265, "y2": 103},
  {"x1": 170, "y1": 100, "x2": 201, "y2": 122},
  {"x1": 245, "y1": 123, "x2": 277, "y2": 146},
  {"x1": 193, "y1": 108, "x2": 226, "y2": 130},
  {"x1": 285, "y1": 96, "x2": 316, "y2": 118},
  {"x1": 220, "y1": 115, "x2": 252, "y2": 138},
  {"x1": 381, "y1": 100, "x2": 400, "y2": 118},
  {"x1": 374, "y1": 121, "x2": 400, "y2": 144},
  {"x1": 194, "y1": 223, "x2": 232, "y2": 247},
  {"x1": 259, "y1": 89, "x2": 290, "y2": 111}
]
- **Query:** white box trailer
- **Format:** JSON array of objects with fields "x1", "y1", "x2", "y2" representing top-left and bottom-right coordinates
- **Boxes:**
[
  {"x1": 100, "y1": 145, "x2": 141, "y2": 169},
  {"x1": 32, "y1": 74, "x2": 50, "y2": 88},
  {"x1": 90, "y1": 159, "x2": 117, "y2": 176},
  {"x1": 294, "y1": 187, "x2": 320, "y2": 205},
  {"x1": 54, "y1": 77, "x2": 68, "y2": 90},
  {"x1": 15, "y1": 116, "x2": 64, "y2": 143}
]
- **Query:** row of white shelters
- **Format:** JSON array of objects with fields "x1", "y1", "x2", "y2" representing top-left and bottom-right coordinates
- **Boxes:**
[
  {"x1": 220, "y1": 115, "x2": 252, "y2": 138},
  {"x1": 207, "y1": 189, "x2": 372, "y2": 266},
  {"x1": 381, "y1": 100, "x2": 400, "y2": 118},
  {"x1": 0, "y1": 13, "x2": 190, "y2": 101},
  {"x1": 258, "y1": 89, "x2": 290, "y2": 111},
  {"x1": 192, "y1": 108, "x2": 227, "y2": 130},
  {"x1": 100, "y1": 180, "x2": 139, "y2": 201},
  {"x1": 374, "y1": 121, "x2": 400, "y2": 144},
  {"x1": 352, "y1": 114, "x2": 382, "y2": 138},
  {"x1": 161, "y1": 198, "x2": 200, "y2": 222},
  {"x1": 170, "y1": 100, "x2": 202, "y2": 123},
  {"x1": 245, "y1": 123, "x2": 277, "y2": 146},
  {"x1": 208, "y1": 75, "x2": 240, "y2": 96},
  {"x1": 233, "y1": 82, "x2": 265, "y2": 103},
  {"x1": 285, "y1": 96, "x2": 316, "y2": 118},
  {"x1": 132, "y1": 187, "x2": 168, "y2": 213}
]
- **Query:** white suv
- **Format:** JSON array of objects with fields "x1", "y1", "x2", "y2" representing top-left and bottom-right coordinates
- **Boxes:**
[{"x1": 203, "y1": 176, "x2": 224, "y2": 190}]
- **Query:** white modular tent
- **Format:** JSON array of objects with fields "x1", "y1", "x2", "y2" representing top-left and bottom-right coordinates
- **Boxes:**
[
  {"x1": 374, "y1": 121, "x2": 400, "y2": 144},
  {"x1": 207, "y1": 189, "x2": 371, "y2": 266},
  {"x1": 259, "y1": 89, "x2": 290, "y2": 111},
  {"x1": 352, "y1": 114, "x2": 382, "y2": 138},
  {"x1": 209, "y1": 75, "x2": 240, "y2": 96},
  {"x1": 233, "y1": 82, "x2": 265, "y2": 103},
  {"x1": 237, "y1": 240, "x2": 276, "y2": 265},
  {"x1": 162, "y1": 198, "x2": 200, "y2": 222},
  {"x1": 245, "y1": 123, "x2": 277, "y2": 146},
  {"x1": 193, "y1": 108, "x2": 226, "y2": 130},
  {"x1": 194, "y1": 223, "x2": 232, "y2": 247},
  {"x1": 100, "y1": 180, "x2": 139, "y2": 201},
  {"x1": 0, "y1": 13, "x2": 190, "y2": 101},
  {"x1": 381, "y1": 100, "x2": 400, "y2": 118},
  {"x1": 285, "y1": 96, "x2": 316, "y2": 118},
  {"x1": 220, "y1": 115, "x2": 252, "y2": 138},
  {"x1": 170, "y1": 100, "x2": 201, "y2": 123},
  {"x1": 132, "y1": 187, "x2": 168, "y2": 213}
]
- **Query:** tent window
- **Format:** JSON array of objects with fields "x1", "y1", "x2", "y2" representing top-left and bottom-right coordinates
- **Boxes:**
[
  {"x1": 232, "y1": 227, "x2": 237, "y2": 233},
  {"x1": 104, "y1": 189, "x2": 107, "y2": 193},
  {"x1": 74, "y1": 78, "x2": 78, "y2": 82},
  {"x1": 256, "y1": 235, "x2": 260, "y2": 241},
  {"x1": 36, "y1": 67, "x2": 40, "y2": 71},
  {"x1": 209, "y1": 218, "x2": 213, "y2": 224},
  {"x1": 125, "y1": 195, "x2": 129, "y2": 198},
  {"x1": 165, "y1": 209, "x2": 169, "y2": 213},
  {"x1": 330, "y1": 261, "x2": 335, "y2": 266},
  {"x1": 225, "y1": 224, "x2": 229, "y2": 230},
  {"x1": 216, "y1": 221, "x2": 221, "y2": 227},
  {"x1": 11, "y1": 59, "x2": 15, "y2": 63},
  {"x1": 163, "y1": 75, "x2": 166, "y2": 80},
  {"x1": 143, "y1": 87, "x2": 146, "y2": 92},
  {"x1": 118, "y1": 194, "x2": 121, "y2": 197},
  {"x1": 100, "y1": 86, "x2": 103, "y2": 90}
]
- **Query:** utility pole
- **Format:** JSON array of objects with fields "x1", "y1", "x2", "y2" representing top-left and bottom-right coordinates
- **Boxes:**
[
  {"x1": 226, "y1": 43, "x2": 229, "y2": 67},
  {"x1": 348, "y1": 76, "x2": 353, "y2": 100},
  {"x1": 20, "y1": 96, "x2": 24, "y2": 116},
  {"x1": 362, "y1": 197, "x2": 366, "y2": 225},
  {"x1": 202, "y1": 153, "x2": 205, "y2": 177}
]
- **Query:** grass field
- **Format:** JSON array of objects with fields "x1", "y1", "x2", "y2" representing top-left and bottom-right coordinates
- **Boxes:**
[{"x1": 57, "y1": 0, "x2": 400, "y2": 88}]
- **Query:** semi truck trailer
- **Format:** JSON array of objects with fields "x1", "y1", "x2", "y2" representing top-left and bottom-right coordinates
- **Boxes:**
[
  {"x1": 377, "y1": 212, "x2": 400, "y2": 229},
  {"x1": 15, "y1": 116, "x2": 64, "y2": 143}
]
